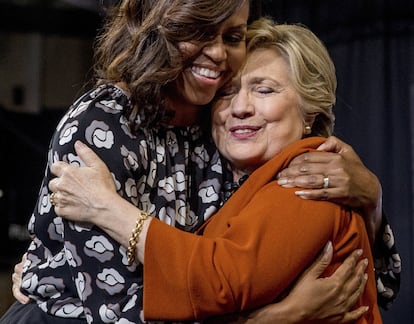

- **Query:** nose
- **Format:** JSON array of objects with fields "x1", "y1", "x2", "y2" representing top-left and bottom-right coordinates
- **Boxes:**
[
  {"x1": 230, "y1": 90, "x2": 254, "y2": 119},
  {"x1": 203, "y1": 36, "x2": 227, "y2": 63}
]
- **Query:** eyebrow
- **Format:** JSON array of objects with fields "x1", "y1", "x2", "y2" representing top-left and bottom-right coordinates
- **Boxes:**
[
  {"x1": 226, "y1": 23, "x2": 247, "y2": 31},
  {"x1": 246, "y1": 75, "x2": 285, "y2": 89}
]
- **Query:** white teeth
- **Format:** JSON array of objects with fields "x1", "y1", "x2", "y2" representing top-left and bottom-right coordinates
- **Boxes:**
[
  {"x1": 192, "y1": 66, "x2": 220, "y2": 79},
  {"x1": 234, "y1": 129, "x2": 253, "y2": 134}
]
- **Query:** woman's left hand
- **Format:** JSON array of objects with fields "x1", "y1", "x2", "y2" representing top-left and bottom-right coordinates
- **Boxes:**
[
  {"x1": 277, "y1": 136, "x2": 381, "y2": 209},
  {"x1": 277, "y1": 136, "x2": 382, "y2": 243}
]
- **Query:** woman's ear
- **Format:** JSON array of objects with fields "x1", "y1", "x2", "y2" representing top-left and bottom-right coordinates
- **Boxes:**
[{"x1": 303, "y1": 114, "x2": 317, "y2": 135}]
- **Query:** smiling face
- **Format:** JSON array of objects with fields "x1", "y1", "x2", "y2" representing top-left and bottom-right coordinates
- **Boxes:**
[
  {"x1": 170, "y1": 0, "x2": 249, "y2": 112},
  {"x1": 212, "y1": 48, "x2": 304, "y2": 179}
]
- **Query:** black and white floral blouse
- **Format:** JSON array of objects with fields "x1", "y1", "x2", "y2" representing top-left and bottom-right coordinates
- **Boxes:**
[{"x1": 22, "y1": 84, "x2": 225, "y2": 323}]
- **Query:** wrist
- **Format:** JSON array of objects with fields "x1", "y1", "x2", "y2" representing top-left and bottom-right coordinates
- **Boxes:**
[
  {"x1": 361, "y1": 176, "x2": 382, "y2": 245},
  {"x1": 255, "y1": 298, "x2": 306, "y2": 324}
]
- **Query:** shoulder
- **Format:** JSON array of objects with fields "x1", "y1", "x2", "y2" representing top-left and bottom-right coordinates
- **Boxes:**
[
  {"x1": 49, "y1": 84, "x2": 138, "y2": 159},
  {"x1": 67, "y1": 83, "x2": 131, "y2": 120}
]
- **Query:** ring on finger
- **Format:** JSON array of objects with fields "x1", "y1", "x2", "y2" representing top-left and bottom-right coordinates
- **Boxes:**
[
  {"x1": 50, "y1": 192, "x2": 57, "y2": 206},
  {"x1": 323, "y1": 176, "x2": 329, "y2": 189}
]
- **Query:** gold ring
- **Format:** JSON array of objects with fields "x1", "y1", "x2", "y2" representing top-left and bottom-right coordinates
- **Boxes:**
[
  {"x1": 50, "y1": 192, "x2": 56, "y2": 206},
  {"x1": 323, "y1": 177, "x2": 329, "y2": 189}
]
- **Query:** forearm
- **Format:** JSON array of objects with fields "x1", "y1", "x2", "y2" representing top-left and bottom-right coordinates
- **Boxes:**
[
  {"x1": 206, "y1": 301, "x2": 301, "y2": 324},
  {"x1": 90, "y1": 192, "x2": 151, "y2": 263},
  {"x1": 360, "y1": 174, "x2": 382, "y2": 246}
]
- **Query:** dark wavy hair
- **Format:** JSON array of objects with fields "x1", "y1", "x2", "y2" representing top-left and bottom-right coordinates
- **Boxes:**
[{"x1": 93, "y1": 0, "x2": 248, "y2": 131}]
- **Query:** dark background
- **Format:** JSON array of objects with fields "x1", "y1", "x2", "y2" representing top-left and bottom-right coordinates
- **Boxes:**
[{"x1": 0, "y1": 0, "x2": 412, "y2": 322}]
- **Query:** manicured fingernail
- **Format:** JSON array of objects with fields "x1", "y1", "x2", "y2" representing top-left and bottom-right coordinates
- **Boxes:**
[
  {"x1": 295, "y1": 191, "x2": 309, "y2": 197},
  {"x1": 323, "y1": 241, "x2": 332, "y2": 253},
  {"x1": 278, "y1": 178, "x2": 288, "y2": 185}
]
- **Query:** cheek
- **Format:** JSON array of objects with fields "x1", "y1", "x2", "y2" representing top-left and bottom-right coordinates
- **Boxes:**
[
  {"x1": 228, "y1": 46, "x2": 246, "y2": 74},
  {"x1": 178, "y1": 41, "x2": 200, "y2": 57},
  {"x1": 211, "y1": 105, "x2": 228, "y2": 143}
]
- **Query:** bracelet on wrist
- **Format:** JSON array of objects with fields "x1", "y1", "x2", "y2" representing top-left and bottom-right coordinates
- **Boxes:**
[{"x1": 127, "y1": 210, "x2": 150, "y2": 265}]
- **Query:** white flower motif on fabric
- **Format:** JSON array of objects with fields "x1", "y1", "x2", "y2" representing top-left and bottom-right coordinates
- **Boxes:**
[
  {"x1": 85, "y1": 120, "x2": 115, "y2": 149},
  {"x1": 158, "y1": 176, "x2": 175, "y2": 194},
  {"x1": 27, "y1": 238, "x2": 41, "y2": 252},
  {"x1": 203, "y1": 205, "x2": 218, "y2": 221},
  {"x1": 46, "y1": 251, "x2": 67, "y2": 269},
  {"x1": 39, "y1": 186, "x2": 52, "y2": 215},
  {"x1": 65, "y1": 241, "x2": 83, "y2": 267},
  {"x1": 75, "y1": 272, "x2": 93, "y2": 301},
  {"x1": 59, "y1": 121, "x2": 79, "y2": 146},
  {"x1": 192, "y1": 145, "x2": 210, "y2": 169},
  {"x1": 199, "y1": 184, "x2": 220, "y2": 204},
  {"x1": 146, "y1": 160, "x2": 157, "y2": 188},
  {"x1": 155, "y1": 141, "x2": 166, "y2": 163},
  {"x1": 66, "y1": 152, "x2": 84, "y2": 167},
  {"x1": 158, "y1": 170, "x2": 186, "y2": 199},
  {"x1": 21, "y1": 272, "x2": 39, "y2": 293},
  {"x1": 96, "y1": 268, "x2": 126, "y2": 294},
  {"x1": 53, "y1": 300, "x2": 84, "y2": 318},
  {"x1": 84, "y1": 235, "x2": 115, "y2": 262},
  {"x1": 175, "y1": 200, "x2": 189, "y2": 226},
  {"x1": 37, "y1": 276, "x2": 64, "y2": 298},
  {"x1": 125, "y1": 178, "x2": 138, "y2": 205},
  {"x1": 99, "y1": 304, "x2": 119, "y2": 323},
  {"x1": 27, "y1": 213, "x2": 35, "y2": 233},
  {"x1": 69, "y1": 221, "x2": 93, "y2": 232},
  {"x1": 121, "y1": 294, "x2": 138, "y2": 314},
  {"x1": 47, "y1": 217, "x2": 64, "y2": 241},
  {"x1": 51, "y1": 150, "x2": 60, "y2": 164},
  {"x1": 138, "y1": 139, "x2": 149, "y2": 170},
  {"x1": 119, "y1": 115, "x2": 134, "y2": 138},
  {"x1": 98, "y1": 99, "x2": 124, "y2": 113},
  {"x1": 68, "y1": 100, "x2": 92, "y2": 119},
  {"x1": 158, "y1": 206, "x2": 173, "y2": 226},
  {"x1": 121, "y1": 145, "x2": 139, "y2": 171}
]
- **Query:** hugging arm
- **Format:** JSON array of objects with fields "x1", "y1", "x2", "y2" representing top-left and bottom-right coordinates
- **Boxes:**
[
  {"x1": 278, "y1": 135, "x2": 401, "y2": 308},
  {"x1": 277, "y1": 136, "x2": 382, "y2": 243}
]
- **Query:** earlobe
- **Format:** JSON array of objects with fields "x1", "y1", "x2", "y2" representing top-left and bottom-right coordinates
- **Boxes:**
[
  {"x1": 303, "y1": 125, "x2": 312, "y2": 135},
  {"x1": 303, "y1": 114, "x2": 318, "y2": 135}
]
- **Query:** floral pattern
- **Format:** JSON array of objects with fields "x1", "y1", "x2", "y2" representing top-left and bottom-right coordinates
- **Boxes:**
[{"x1": 21, "y1": 84, "x2": 224, "y2": 323}]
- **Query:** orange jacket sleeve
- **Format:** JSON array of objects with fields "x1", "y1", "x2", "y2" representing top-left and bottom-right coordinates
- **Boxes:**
[{"x1": 143, "y1": 137, "x2": 381, "y2": 323}]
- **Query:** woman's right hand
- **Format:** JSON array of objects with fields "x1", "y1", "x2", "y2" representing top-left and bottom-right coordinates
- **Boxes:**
[
  {"x1": 276, "y1": 242, "x2": 369, "y2": 323},
  {"x1": 12, "y1": 253, "x2": 30, "y2": 304},
  {"x1": 208, "y1": 242, "x2": 369, "y2": 324},
  {"x1": 48, "y1": 141, "x2": 117, "y2": 224}
]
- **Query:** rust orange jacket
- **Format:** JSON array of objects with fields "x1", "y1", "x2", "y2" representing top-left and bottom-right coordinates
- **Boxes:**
[{"x1": 143, "y1": 137, "x2": 382, "y2": 323}]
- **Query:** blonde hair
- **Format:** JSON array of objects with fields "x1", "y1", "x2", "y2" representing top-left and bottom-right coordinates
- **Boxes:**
[{"x1": 246, "y1": 18, "x2": 336, "y2": 137}]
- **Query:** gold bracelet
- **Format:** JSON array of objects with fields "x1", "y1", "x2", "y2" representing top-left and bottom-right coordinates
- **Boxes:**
[{"x1": 127, "y1": 210, "x2": 150, "y2": 265}]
